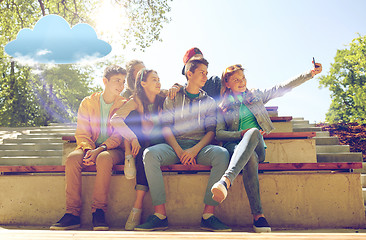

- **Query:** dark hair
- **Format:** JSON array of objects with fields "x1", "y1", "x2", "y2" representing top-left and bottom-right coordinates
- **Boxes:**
[
  {"x1": 185, "y1": 57, "x2": 209, "y2": 79},
  {"x1": 134, "y1": 69, "x2": 164, "y2": 118},
  {"x1": 126, "y1": 60, "x2": 144, "y2": 91},
  {"x1": 103, "y1": 64, "x2": 126, "y2": 80}
]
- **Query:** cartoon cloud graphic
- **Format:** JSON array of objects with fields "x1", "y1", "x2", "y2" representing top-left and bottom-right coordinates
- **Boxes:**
[{"x1": 5, "y1": 14, "x2": 112, "y2": 64}]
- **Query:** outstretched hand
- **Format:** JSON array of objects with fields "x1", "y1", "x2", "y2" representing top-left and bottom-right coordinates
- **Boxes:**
[{"x1": 311, "y1": 61, "x2": 322, "y2": 77}]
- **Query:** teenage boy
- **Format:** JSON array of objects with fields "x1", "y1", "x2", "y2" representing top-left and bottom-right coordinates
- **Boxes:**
[
  {"x1": 181, "y1": 47, "x2": 222, "y2": 101},
  {"x1": 50, "y1": 65, "x2": 132, "y2": 231},
  {"x1": 134, "y1": 57, "x2": 231, "y2": 232}
]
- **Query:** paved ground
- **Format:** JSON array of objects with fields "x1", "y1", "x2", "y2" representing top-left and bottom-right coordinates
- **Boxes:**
[{"x1": 1, "y1": 226, "x2": 366, "y2": 240}]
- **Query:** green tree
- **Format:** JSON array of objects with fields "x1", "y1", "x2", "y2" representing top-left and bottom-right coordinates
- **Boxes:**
[
  {"x1": 0, "y1": 0, "x2": 172, "y2": 126},
  {"x1": 319, "y1": 34, "x2": 366, "y2": 124},
  {"x1": 119, "y1": 0, "x2": 172, "y2": 50},
  {"x1": 30, "y1": 65, "x2": 101, "y2": 124}
]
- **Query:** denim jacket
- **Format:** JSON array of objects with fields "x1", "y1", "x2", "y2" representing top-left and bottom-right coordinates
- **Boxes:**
[{"x1": 216, "y1": 70, "x2": 313, "y2": 142}]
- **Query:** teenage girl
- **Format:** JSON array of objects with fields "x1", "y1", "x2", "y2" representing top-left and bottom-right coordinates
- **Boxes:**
[
  {"x1": 211, "y1": 61, "x2": 322, "y2": 232},
  {"x1": 111, "y1": 69, "x2": 165, "y2": 230}
]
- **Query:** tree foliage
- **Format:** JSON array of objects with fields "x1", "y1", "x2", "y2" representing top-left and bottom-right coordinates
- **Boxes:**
[
  {"x1": 118, "y1": 0, "x2": 172, "y2": 50},
  {"x1": 0, "y1": 0, "x2": 171, "y2": 126},
  {"x1": 319, "y1": 34, "x2": 366, "y2": 124}
]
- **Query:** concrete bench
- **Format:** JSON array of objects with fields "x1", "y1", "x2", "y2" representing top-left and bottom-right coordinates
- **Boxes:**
[
  {"x1": 0, "y1": 162, "x2": 361, "y2": 174},
  {"x1": 62, "y1": 131, "x2": 317, "y2": 165},
  {"x1": 1, "y1": 128, "x2": 363, "y2": 229},
  {"x1": 0, "y1": 163, "x2": 364, "y2": 229},
  {"x1": 270, "y1": 116, "x2": 293, "y2": 132}
]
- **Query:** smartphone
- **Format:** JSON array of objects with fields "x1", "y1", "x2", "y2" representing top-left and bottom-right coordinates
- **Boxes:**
[{"x1": 313, "y1": 57, "x2": 317, "y2": 68}]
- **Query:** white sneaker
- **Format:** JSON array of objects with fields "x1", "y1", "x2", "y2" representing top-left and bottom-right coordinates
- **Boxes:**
[
  {"x1": 211, "y1": 181, "x2": 228, "y2": 203},
  {"x1": 125, "y1": 208, "x2": 142, "y2": 230},
  {"x1": 124, "y1": 155, "x2": 136, "y2": 180}
]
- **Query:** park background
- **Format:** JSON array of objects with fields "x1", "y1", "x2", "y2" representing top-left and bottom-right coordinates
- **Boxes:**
[{"x1": 1, "y1": 0, "x2": 366, "y2": 126}]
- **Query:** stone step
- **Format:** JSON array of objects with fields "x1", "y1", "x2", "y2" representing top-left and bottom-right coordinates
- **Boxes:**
[
  {"x1": 315, "y1": 131, "x2": 330, "y2": 137},
  {"x1": 293, "y1": 127, "x2": 323, "y2": 132},
  {"x1": 292, "y1": 117, "x2": 304, "y2": 121},
  {"x1": 0, "y1": 143, "x2": 63, "y2": 151},
  {"x1": 354, "y1": 162, "x2": 366, "y2": 174},
  {"x1": 314, "y1": 137, "x2": 340, "y2": 145},
  {"x1": 291, "y1": 120, "x2": 309, "y2": 125},
  {"x1": 0, "y1": 156, "x2": 62, "y2": 166},
  {"x1": 361, "y1": 174, "x2": 366, "y2": 188},
  {"x1": 0, "y1": 125, "x2": 74, "y2": 132},
  {"x1": 293, "y1": 123, "x2": 316, "y2": 128},
  {"x1": 17, "y1": 134, "x2": 65, "y2": 139},
  {"x1": 0, "y1": 173, "x2": 363, "y2": 228},
  {"x1": 316, "y1": 152, "x2": 363, "y2": 163},
  {"x1": 4, "y1": 138, "x2": 64, "y2": 144},
  {"x1": 29, "y1": 129, "x2": 75, "y2": 134},
  {"x1": 48, "y1": 123, "x2": 76, "y2": 126},
  {"x1": 0, "y1": 150, "x2": 62, "y2": 157},
  {"x1": 38, "y1": 126, "x2": 76, "y2": 130},
  {"x1": 316, "y1": 145, "x2": 350, "y2": 153}
]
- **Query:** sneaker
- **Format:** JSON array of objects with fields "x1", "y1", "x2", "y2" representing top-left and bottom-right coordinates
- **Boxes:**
[
  {"x1": 49, "y1": 213, "x2": 80, "y2": 230},
  {"x1": 211, "y1": 180, "x2": 228, "y2": 203},
  {"x1": 124, "y1": 155, "x2": 136, "y2": 179},
  {"x1": 125, "y1": 208, "x2": 142, "y2": 230},
  {"x1": 134, "y1": 215, "x2": 168, "y2": 231},
  {"x1": 253, "y1": 217, "x2": 271, "y2": 233},
  {"x1": 200, "y1": 215, "x2": 232, "y2": 232},
  {"x1": 92, "y1": 209, "x2": 109, "y2": 231}
]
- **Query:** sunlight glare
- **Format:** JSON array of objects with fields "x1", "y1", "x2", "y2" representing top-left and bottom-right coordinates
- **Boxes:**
[{"x1": 92, "y1": 0, "x2": 129, "y2": 44}]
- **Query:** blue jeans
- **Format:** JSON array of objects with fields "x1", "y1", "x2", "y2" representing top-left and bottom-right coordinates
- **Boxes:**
[
  {"x1": 223, "y1": 128, "x2": 265, "y2": 215},
  {"x1": 143, "y1": 140, "x2": 229, "y2": 206}
]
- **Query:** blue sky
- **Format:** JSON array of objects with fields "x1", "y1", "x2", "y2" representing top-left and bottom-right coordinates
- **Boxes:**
[{"x1": 119, "y1": 0, "x2": 366, "y2": 123}]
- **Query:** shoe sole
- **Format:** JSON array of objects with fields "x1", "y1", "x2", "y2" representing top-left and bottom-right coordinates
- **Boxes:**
[
  {"x1": 125, "y1": 175, "x2": 136, "y2": 180},
  {"x1": 49, "y1": 224, "x2": 80, "y2": 230},
  {"x1": 93, "y1": 226, "x2": 109, "y2": 231},
  {"x1": 200, "y1": 226, "x2": 232, "y2": 232},
  {"x1": 125, "y1": 223, "x2": 139, "y2": 231},
  {"x1": 211, "y1": 185, "x2": 227, "y2": 203},
  {"x1": 134, "y1": 226, "x2": 168, "y2": 231},
  {"x1": 253, "y1": 226, "x2": 271, "y2": 233}
]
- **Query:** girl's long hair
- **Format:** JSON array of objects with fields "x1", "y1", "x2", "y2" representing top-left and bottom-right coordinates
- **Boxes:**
[
  {"x1": 219, "y1": 64, "x2": 245, "y2": 112},
  {"x1": 133, "y1": 69, "x2": 164, "y2": 118}
]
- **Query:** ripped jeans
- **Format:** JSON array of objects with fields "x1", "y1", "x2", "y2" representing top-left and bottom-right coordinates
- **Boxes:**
[{"x1": 223, "y1": 128, "x2": 265, "y2": 215}]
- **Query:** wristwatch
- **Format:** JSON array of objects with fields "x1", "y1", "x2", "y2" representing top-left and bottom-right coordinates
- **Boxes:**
[{"x1": 99, "y1": 144, "x2": 107, "y2": 151}]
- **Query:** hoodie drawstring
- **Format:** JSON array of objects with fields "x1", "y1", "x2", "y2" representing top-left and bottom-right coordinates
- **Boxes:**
[
  {"x1": 181, "y1": 94, "x2": 202, "y2": 125},
  {"x1": 181, "y1": 94, "x2": 185, "y2": 119},
  {"x1": 198, "y1": 100, "x2": 201, "y2": 125}
]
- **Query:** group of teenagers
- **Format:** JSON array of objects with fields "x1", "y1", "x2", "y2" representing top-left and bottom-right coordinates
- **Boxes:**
[{"x1": 49, "y1": 47, "x2": 322, "y2": 233}]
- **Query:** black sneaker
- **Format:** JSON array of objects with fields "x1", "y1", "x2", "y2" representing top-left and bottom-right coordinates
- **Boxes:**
[
  {"x1": 200, "y1": 215, "x2": 232, "y2": 232},
  {"x1": 50, "y1": 213, "x2": 80, "y2": 230},
  {"x1": 134, "y1": 215, "x2": 168, "y2": 231},
  {"x1": 253, "y1": 217, "x2": 271, "y2": 233},
  {"x1": 92, "y1": 209, "x2": 109, "y2": 231}
]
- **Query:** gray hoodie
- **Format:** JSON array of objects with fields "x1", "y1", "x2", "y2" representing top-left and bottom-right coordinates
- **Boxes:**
[{"x1": 162, "y1": 88, "x2": 217, "y2": 141}]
